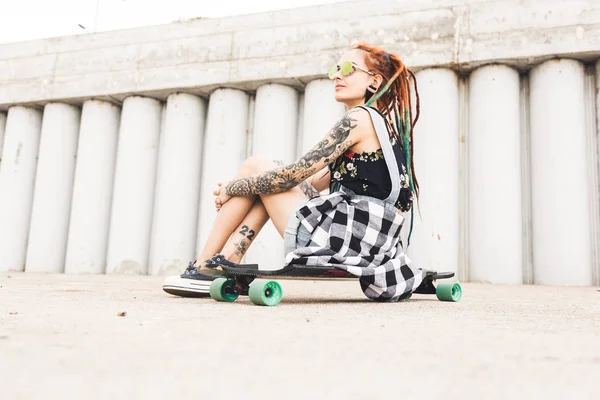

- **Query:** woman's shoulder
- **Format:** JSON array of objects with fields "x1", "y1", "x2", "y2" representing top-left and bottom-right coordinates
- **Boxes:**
[
  {"x1": 344, "y1": 106, "x2": 377, "y2": 134},
  {"x1": 347, "y1": 105, "x2": 371, "y2": 119}
]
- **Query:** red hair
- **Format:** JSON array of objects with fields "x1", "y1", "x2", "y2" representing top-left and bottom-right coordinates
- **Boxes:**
[{"x1": 352, "y1": 42, "x2": 420, "y2": 199}]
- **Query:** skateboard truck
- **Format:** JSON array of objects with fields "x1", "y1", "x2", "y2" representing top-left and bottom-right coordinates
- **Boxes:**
[
  {"x1": 412, "y1": 270, "x2": 461, "y2": 300},
  {"x1": 204, "y1": 255, "x2": 256, "y2": 295},
  {"x1": 413, "y1": 279, "x2": 436, "y2": 295}
]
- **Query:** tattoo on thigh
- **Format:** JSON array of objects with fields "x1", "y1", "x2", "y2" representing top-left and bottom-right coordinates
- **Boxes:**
[
  {"x1": 239, "y1": 225, "x2": 256, "y2": 241},
  {"x1": 299, "y1": 180, "x2": 319, "y2": 198}
]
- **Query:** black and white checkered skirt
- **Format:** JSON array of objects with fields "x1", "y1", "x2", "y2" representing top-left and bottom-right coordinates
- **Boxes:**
[{"x1": 283, "y1": 191, "x2": 425, "y2": 302}]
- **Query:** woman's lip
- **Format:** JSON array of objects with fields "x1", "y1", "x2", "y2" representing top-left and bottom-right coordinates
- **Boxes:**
[{"x1": 335, "y1": 85, "x2": 345, "y2": 89}]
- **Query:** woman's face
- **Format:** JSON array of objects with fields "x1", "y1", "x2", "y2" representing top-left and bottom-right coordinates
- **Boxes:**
[{"x1": 332, "y1": 49, "x2": 375, "y2": 105}]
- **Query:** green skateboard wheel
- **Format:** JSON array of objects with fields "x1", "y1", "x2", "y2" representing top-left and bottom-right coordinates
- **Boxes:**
[
  {"x1": 209, "y1": 278, "x2": 239, "y2": 302},
  {"x1": 435, "y1": 282, "x2": 462, "y2": 302},
  {"x1": 248, "y1": 280, "x2": 282, "y2": 306}
]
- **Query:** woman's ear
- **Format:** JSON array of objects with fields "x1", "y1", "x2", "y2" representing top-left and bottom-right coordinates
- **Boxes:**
[
  {"x1": 373, "y1": 75, "x2": 384, "y2": 90},
  {"x1": 368, "y1": 75, "x2": 384, "y2": 93}
]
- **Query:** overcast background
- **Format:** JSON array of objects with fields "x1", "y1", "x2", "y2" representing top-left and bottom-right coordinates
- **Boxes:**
[{"x1": 0, "y1": 0, "x2": 349, "y2": 44}]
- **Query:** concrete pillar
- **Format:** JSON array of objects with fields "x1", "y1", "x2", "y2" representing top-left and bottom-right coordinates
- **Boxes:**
[
  {"x1": 26, "y1": 103, "x2": 81, "y2": 272},
  {"x1": 468, "y1": 65, "x2": 523, "y2": 284},
  {"x1": 593, "y1": 61, "x2": 600, "y2": 287},
  {"x1": 0, "y1": 112, "x2": 6, "y2": 163},
  {"x1": 408, "y1": 69, "x2": 460, "y2": 275},
  {"x1": 196, "y1": 89, "x2": 249, "y2": 259},
  {"x1": 149, "y1": 93, "x2": 206, "y2": 276},
  {"x1": 244, "y1": 84, "x2": 299, "y2": 270},
  {"x1": 253, "y1": 84, "x2": 299, "y2": 162},
  {"x1": 300, "y1": 79, "x2": 346, "y2": 155},
  {"x1": 0, "y1": 106, "x2": 43, "y2": 271},
  {"x1": 296, "y1": 93, "x2": 305, "y2": 153},
  {"x1": 530, "y1": 60, "x2": 593, "y2": 285},
  {"x1": 64, "y1": 101, "x2": 121, "y2": 274},
  {"x1": 106, "y1": 96, "x2": 162, "y2": 275}
]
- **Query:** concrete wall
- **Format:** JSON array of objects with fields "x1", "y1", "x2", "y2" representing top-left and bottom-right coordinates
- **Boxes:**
[
  {"x1": 2, "y1": 0, "x2": 600, "y2": 109},
  {"x1": 0, "y1": 0, "x2": 599, "y2": 286}
]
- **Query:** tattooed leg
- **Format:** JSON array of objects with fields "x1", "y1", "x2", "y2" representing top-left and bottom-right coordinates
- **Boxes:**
[
  {"x1": 195, "y1": 197, "x2": 255, "y2": 267},
  {"x1": 298, "y1": 179, "x2": 320, "y2": 199},
  {"x1": 219, "y1": 198, "x2": 270, "y2": 264},
  {"x1": 195, "y1": 157, "x2": 281, "y2": 267}
]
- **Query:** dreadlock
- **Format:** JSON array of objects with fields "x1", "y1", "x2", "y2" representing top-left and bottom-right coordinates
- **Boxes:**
[{"x1": 352, "y1": 42, "x2": 421, "y2": 244}]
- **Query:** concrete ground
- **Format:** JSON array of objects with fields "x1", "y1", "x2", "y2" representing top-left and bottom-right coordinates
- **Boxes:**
[{"x1": 0, "y1": 273, "x2": 599, "y2": 400}]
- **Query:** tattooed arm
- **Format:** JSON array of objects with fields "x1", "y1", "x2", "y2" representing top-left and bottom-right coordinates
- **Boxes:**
[
  {"x1": 225, "y1": 109, "x2": 366, "y2": 196},
  {"x1": 274, "y1": 160, "x2": 320, "y2": 198}
]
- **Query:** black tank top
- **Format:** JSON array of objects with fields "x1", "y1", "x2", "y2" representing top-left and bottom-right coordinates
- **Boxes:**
[{"x1": 328, "y1": 107, "x2": 413, "y2": 212}]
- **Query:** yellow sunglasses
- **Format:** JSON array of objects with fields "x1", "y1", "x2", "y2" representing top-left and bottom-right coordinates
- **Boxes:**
[{"x1": 328, "y1": 61, "x2": 375, "y2": 80}]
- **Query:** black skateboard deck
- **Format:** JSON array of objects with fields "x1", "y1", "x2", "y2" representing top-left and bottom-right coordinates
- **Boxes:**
[
  {"x1": 205, "y1": 254, "x2": 454, "y2": 281},
  {"x1": 202, "y1": 254, "x2": 461, "y2": 306}
]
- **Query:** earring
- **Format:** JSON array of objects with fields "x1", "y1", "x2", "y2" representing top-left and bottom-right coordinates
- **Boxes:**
[{"x1": 368, "y1": 85, "x2": 377, "y2": 92}]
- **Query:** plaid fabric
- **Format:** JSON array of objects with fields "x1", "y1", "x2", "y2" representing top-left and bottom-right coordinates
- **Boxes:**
[{"x1": 284, "y1": 190, "x2": 426, "y2": 302}]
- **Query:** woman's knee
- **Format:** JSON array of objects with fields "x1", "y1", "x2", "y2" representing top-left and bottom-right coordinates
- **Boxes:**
[{"x1": 238, "y1": 156, "x2": 277, "y2": 176}]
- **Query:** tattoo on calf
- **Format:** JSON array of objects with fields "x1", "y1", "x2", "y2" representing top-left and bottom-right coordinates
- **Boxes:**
[
  {"x1": 233, "y1": 239, "x2": 249, "y2": 257},
  {"x1": 225, "y1": 111, "x2": 358, "y2": 196},
  {"x1": 239, "y1": 225, "x2": 256, "y2": 241}
]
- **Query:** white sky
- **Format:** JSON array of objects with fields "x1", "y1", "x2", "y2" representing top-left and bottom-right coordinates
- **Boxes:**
[{"x1": 0, "y1": 0, "x2": 349, "y2": 44}]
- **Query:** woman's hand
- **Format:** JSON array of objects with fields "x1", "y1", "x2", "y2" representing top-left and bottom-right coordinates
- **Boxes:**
[{"x1": 213, "y1": 181, "x2": 232, "y2": 212}]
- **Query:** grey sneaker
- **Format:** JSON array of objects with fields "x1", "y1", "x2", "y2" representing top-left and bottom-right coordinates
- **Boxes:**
[{"x1": 162, "y1": 261, "x2": 217, "y2": 298}]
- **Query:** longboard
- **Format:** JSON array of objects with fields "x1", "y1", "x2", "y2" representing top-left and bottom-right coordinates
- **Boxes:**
[{"x1": 201, "y1": 254, "x2": 462, "y2": 306}]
